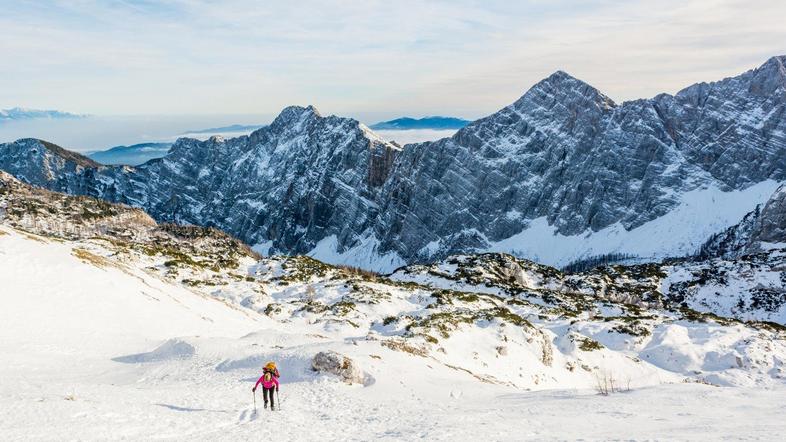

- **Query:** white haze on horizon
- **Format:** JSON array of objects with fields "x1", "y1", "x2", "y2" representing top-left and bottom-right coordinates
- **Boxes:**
[
  {"x1": 0, "y1": 116, "x2": 458, "y2": 152},
  {"x1": 0, "y1": 115, "x2": 272, "y2": 152}
]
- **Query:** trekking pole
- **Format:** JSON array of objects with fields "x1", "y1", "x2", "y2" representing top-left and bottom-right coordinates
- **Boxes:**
[
  {"x1": 253, "y1": 390, "x2": 257, "y2": 413},
  {"x1": 276, "y1": 389, "x2": 281, "y2": 412}
]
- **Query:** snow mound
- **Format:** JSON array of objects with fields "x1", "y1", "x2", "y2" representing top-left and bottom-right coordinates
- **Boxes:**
[{"x1": 112, "y1": 339, "x2": 195, "y2": 363}]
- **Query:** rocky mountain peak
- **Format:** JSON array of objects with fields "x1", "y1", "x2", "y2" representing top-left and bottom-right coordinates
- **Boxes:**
[
  {"x1": 519, "y1": 70, "x2": 616, "y2": 111},
  {"x1": 0, "y1": 138, "x2": 103, "y2": 188},
  {"x1": 19, "y1": 138, "x2": 101, "y2": 169},
  {"x1": 750, "y1": 55, "x2": 786, "y2": 94},
  {"x1": 270, "y1": 105, "x2": 322, "y2": 129},
  {"x1": 762, "y1": 55, "x2": 786, "y2": 75}
]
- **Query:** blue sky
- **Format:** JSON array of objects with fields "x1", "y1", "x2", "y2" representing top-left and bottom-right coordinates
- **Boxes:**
[{"x1": 2, "y1": 0, "x2": 785, "y2": 121}]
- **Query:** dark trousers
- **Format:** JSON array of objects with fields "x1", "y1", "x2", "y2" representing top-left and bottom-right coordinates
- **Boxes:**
[{"x1": 263, "y1": 387, "x2": 275, "y2": 408}]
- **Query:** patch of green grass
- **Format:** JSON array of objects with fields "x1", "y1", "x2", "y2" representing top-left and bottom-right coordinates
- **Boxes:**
[
  {"x1": 482, "y1": 307, "x2": 533, "y2": 328},
  {"x1": 747, "y1": 320, "x2": 786, "y2": 334},
  {"x1": 275, "y1": 256, "x2": 333, "y2": 284},
  {"x1": 345, "y1": 284, "x2": 391, "y2": 304},
  {"x1": 419, "y1": 334, "x2": 439, "y2": 344},
  {"x1": 577, "y1": 336, "x2": 604, "y2": 351},
  {"x1": 409, "y1": 306, "x2": 532, "y2": 340},
  {"x1": 677, "y1": 306, "x2": 738, "y2": 326},
  {"x1": 79, "y1": 200, "x2": 117, "y2": 221},
  {"x1": 302, "y1": 301, "x2": 329, "y2": 314},
  {"x1": 409, "y1": 311, "x2": 477, "y2": 338},
  {"x1": 331, "y1": 300, "x2": 356, "y2": 316},
  {"x1": 181, "y1": 278, "x2": 218, "y2": 287},
  {"x1": 428, "y1": 289, "x2": 482, "y2": 306},
  {"x1": 264, "y1": 303, "x2": 282, "y2": 316},
  {"x1": 381, "y1": 340, "x2": 428, "y2": 357},
  {"x1": 610, "y1": 322, "x2": 651, "y2": 337}
]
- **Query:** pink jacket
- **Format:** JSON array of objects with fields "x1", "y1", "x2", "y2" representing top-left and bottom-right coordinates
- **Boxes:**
[{"x1": 254, "y1": 370, "x2": 280, "y2": 390}]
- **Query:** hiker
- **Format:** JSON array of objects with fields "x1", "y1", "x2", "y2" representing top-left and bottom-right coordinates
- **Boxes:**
[{"x1": 252, "y1": 362, "x2": 280, "y2": 410}]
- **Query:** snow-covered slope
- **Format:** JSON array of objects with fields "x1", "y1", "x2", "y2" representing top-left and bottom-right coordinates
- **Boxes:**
[
  {"x1": 4, "y1": 223, "x2": 786, "y2": 440},
  {"x1": 3, "y1": 175, "x2": 786, "y2": 440},
  {"x1": 1, "y1": 57, "x2": 785, "y2": 271}
]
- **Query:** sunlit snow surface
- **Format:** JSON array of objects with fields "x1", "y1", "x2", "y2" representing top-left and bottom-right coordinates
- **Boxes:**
[{"x1": 3, "y1": 226, "x2": 786, "y2": 440}]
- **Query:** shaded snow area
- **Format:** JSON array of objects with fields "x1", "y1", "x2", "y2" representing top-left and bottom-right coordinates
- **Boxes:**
[
  {"x1": 3, "y1": 226, "x2": 786, "y2": 441},
  {"x1": 298, "y1": 181, "x2": 781, "y2": 272},
  {"x1": 491, "y1": 181, "x2": 780, "y2": 267}
]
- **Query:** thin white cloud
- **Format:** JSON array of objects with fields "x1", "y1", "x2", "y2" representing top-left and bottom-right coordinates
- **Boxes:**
[{"x1": 1, "y1": 0, "x2": 784, "y2": 119}]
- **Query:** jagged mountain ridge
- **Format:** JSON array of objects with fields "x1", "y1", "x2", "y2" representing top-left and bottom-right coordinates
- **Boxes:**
[
  {"x1": 2, "y1": 171, "x2": 785, "y2": 396},
  {"x1": 374, "y1": 57, "x2": 786, "y2": 263},
  {"x1": 0, "y1": 106, "x2": 404, "y2": 267},
  {"x1": 1, "y1": 57, "x2": 785, "y2": 270}
]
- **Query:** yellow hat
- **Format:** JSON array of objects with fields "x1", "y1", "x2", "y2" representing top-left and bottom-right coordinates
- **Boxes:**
[{"x1": 265, "y1": 361, "x2": 276, "y2": 370}]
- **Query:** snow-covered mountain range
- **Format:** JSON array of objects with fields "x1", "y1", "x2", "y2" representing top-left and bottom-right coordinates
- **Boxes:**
[
  {"x1": 3, "y1": 156, "x2": 786, "y2": 439},
  {"x1": 0, "y1": 56, "x2": 785, "y2": 271},
  {"x1": 0, "y1": 107, "x2": 86, "y2": 122}
]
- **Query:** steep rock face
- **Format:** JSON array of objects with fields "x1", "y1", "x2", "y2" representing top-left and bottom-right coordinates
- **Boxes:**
[
  {"x1": 653, "y1": 55, "x2": 786, "y2": 188},
  {"x1": 700, "y1": 185, "x2": 786, "y2": 258},
  {"x1": 373, "y1": 57, "x2": 786, "y2": 264},
  {"x1": 376, "y1": 71, "x2": 697, "y2": 259},
  {"x1": 1, "y1": 58, "x2": 785, "y2": 270},
  {"x1": 0, "y1": 107, "x2": 401, "y2": 258},
  {"x1": 123, "y1": 106, "x2": 401, "y2": 257}
]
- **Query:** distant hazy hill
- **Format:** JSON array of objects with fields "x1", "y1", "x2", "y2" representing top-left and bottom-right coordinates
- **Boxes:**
[
  {"x1": 182, "y1": 124, "x2": 264, "y2": 134},
  {"x1": 0, "y1": 107, "x2": 86, "y2": 122},
  {"x1": 87, "y1": 142, "x2": 172, "y2": 166},
  {"x1": 369, "y1": 116, "x2": 470, "y2": 130}
]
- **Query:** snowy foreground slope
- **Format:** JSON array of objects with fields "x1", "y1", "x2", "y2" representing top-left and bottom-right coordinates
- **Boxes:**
[{"x1": 2, "y1": 174, "x2": 786, "y2": 440}]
